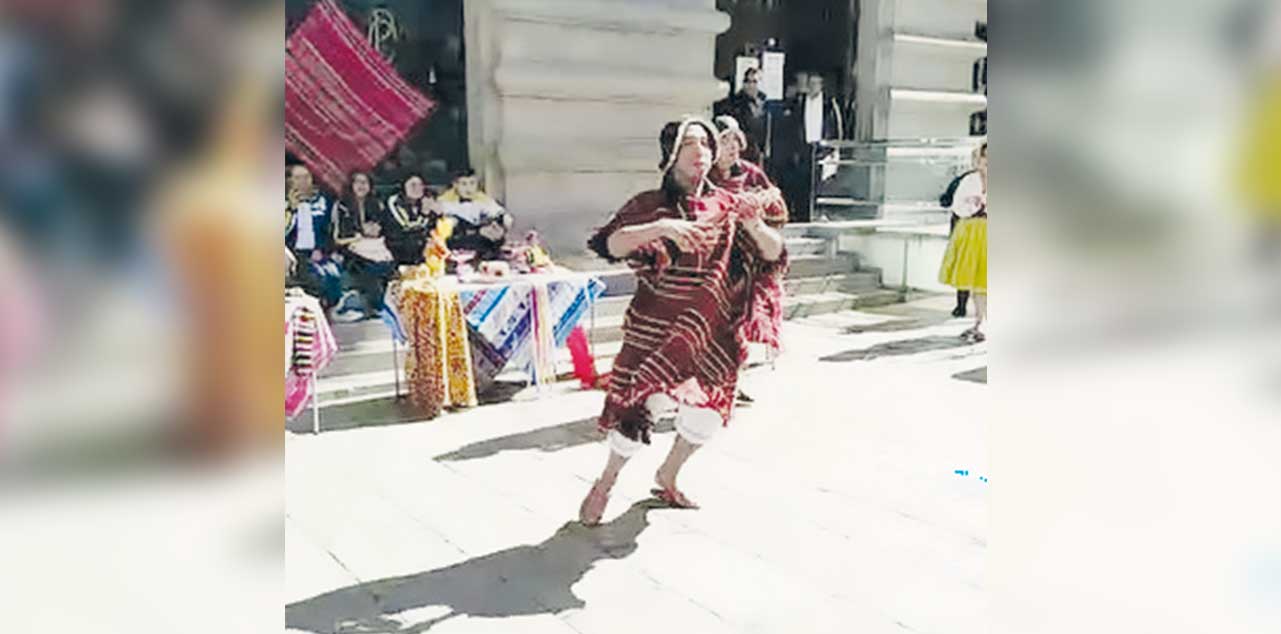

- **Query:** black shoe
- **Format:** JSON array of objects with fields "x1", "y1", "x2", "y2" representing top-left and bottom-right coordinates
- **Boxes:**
[
  {"x1": 736, "y1": 389, "x2": 755, "y2": 404},
  {"x1": 952, "y1": 305, "x2": 967, "y2": 318}
]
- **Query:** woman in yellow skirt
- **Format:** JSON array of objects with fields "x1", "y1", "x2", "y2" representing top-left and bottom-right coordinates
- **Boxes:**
[
  {"x1": 939, "y1": 142, "x2": 987, "y2": 342},
  {"x1": 1236, "y1": 69, "x2": 1281, "y2": 256}
]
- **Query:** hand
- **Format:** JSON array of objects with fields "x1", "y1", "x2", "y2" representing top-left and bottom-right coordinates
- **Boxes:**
[
  {"x1": 310, "y1": 250, "x2": 324, "y2": 264},
  {"x1": 479, "y1": 223, "x2": 505, "y2": 241},
  {"x1": 654, "y1": 218, "x2": 718, "y2": 253},
  {"x1": 738, "y1": 214, "x2": 767, "y2": 235},
  {"x1": 287, "y1": 188, "x2": 301, "y2": 208},
  {"x1": 731, "y1": 191, "x2": 767, "y2": 223}
]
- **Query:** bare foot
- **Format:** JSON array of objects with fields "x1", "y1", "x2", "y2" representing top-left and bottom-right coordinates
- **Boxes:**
[{"x1": 578, "y1": 479, "x2": 612, "y2": 526}]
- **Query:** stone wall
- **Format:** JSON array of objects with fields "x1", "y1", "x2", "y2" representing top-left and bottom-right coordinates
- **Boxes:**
[
  {"x1": 464, "y1": 0, "x2": 730, "y2": 261},
  {"x1": 854, "y1": 0, "x2": 987, "y2": 141}
]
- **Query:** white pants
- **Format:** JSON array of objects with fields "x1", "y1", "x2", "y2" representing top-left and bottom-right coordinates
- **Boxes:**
[{"x1": 607, "y1": 392, "x2": 722, "y2": 458}]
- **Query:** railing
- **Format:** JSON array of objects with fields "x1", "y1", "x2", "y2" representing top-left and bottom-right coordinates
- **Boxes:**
[{"x1": 808, "y1": 137, "x2": 983, "y2": 224}]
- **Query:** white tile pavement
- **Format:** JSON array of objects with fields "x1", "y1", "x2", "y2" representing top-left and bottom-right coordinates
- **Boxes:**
[{"x1": 287, "y1": 302, "x2": 989, "y2": 634}]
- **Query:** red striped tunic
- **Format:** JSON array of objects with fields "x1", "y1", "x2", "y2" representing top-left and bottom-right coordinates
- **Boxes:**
[
  {"x1": 710, "y1": 160, "x2": 789, "y2": 355},
  {"x1": 588, "y1": 185, "x2": 787, "y2": 443}
]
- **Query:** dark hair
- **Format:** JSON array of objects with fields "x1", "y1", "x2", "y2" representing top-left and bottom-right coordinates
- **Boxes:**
[
  {"x1": 341, "y1": 171, "x2": 381, "y2": 213},
  {"x1": 452, "y1": 168, "x2": 477, "y2": 182},
  {"x1": 401, "y1": 174, "x2": 433, "y2": 199},
  {"x1": 742, "y1": 67, "x2": 760, "y2": 82},
  {"x1": 658, "y1": 119, "x2": 717, "y2": 207},
  {"x1": 658, "y1": 119, "x2": 718, "y2": 172}
]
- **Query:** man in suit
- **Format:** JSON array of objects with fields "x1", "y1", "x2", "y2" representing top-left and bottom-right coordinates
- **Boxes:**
[{"x1": 771, "y1": 73, "x2": 846, "y2": 222}]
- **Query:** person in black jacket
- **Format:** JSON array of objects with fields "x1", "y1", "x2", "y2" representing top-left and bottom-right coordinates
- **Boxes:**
[
  {"x1": 713, "y1": 67, "x2": 769, "y2": 164},
  {"x1": 384, "y1": 174, "x2": 442, "y2": 266},
  {"x1": 771, "y1": 73, "x2": 846, "y2": 222},
  {"x1": 332, "y1": 171, "x2": 397, "y2": 319}
]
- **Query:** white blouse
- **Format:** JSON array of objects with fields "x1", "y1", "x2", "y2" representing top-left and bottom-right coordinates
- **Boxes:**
[{"x1": 950, "y1": 171, "x2": 987, "y2": 218}]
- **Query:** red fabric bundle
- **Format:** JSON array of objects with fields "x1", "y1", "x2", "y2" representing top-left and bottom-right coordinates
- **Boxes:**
[{"x1": 565, "y1": 327, "x2": 600, "y2": 389}]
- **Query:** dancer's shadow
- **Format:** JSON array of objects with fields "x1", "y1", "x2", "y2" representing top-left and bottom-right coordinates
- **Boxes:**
[
  {"x1": 434, "y1": 417, "x2": 675, "y2": 463},
  {"x1": 820, "y1": 335, "x2": 973, "y2": 362},
  {"x1": 286, "y1": 500, "x2": 661, "y2": 633}
]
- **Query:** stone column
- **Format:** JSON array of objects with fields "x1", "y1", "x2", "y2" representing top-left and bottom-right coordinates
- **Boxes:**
[{"x1": 464, "y1": 0, "x2": 730, "y2": 261}]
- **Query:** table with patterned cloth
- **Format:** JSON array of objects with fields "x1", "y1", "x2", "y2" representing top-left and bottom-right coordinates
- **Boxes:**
[
  {"x1": 455, "y1": 270, "x2": 606, "y2": 388},
  {"x1": 384, "y1": 268, "x2": 606, "y2": 408},
  {"x1": 285, "y1": 291, "x2": 338, "y2": 419},
  {"x1": 390, "y1": 275, "x2": 479, "y2": 419}
]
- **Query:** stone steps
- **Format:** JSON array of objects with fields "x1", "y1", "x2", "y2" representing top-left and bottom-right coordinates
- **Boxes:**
[
  {"x1": 782, "y1": 289, "x2": 902, "y2": 319},
  {"x1": 787, "y1": 254, "x2": 861, "y2": 278},
  {"x1": 784, "y1": 271, "x2": 881, "y2": 296}
]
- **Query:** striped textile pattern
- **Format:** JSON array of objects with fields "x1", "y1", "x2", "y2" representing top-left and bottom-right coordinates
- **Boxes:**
[
  {"x1": 381, "y1": 270, "x2": 605, "y2": 390},
  {"x1": 285, "y1": 0, "x2": 436, "y2": 193},
  {"x1": 285, "y1": 293, "x2": 339, "y2": 418},
  {"x1": 457, "y1": 274, "x2": 606, "y2": 386},
  {"x1": 710, "y1": 160, "x2": 789, "y2": 354},
  {"x1": 589, "y1": 188, "x2": 786, "y2": 444}
]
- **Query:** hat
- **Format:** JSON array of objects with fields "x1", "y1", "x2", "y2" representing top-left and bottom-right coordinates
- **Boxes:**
[
  {"x1": 713, "y1": 115, "x2": 747, "y2": 150},
  {"x1": 658, "y1": 116, "x2": 719, "y2": 175}
]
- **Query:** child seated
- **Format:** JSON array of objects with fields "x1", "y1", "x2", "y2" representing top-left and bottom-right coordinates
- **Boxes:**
[{"x1": 438, "y1": 169, "x2": 513, "y2": 260}]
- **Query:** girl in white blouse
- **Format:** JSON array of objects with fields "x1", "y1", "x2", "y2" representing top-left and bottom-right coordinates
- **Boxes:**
[{"x1": 939, "y1": 142, "x2": 988, "y2": 342}]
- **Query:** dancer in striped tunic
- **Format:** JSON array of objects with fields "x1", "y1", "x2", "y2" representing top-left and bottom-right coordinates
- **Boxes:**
[
  {"x1": 579, "y1": 117, "x2": 787, "y2": 524},
  {"x1": 710, "y1": 115, "x2": 789, "y2": 366}
]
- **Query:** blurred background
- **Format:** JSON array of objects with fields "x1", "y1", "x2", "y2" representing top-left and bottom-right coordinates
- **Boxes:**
[
  {"x1": 1, "y1": 1, "x2": 283, "y2": 632},
  {"x1": 0, "y1": 0, "x2": 1278, "y2": 632}
]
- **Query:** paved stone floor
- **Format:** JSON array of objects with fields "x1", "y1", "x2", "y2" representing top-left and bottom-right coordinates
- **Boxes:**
[{"x1": 286, "y1": 295, "x2": 989, "y2": 634}]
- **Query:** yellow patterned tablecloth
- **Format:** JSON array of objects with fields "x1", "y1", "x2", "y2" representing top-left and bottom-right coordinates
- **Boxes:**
[{"x1": 392, "y1": 273, "x2": 478, "y2": 418}]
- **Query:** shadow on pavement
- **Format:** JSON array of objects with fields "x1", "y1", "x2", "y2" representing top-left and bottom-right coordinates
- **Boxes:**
[
  {"x1": 821, "y1": 335, "x2": 974, "y2": 362},
  {"x1": 285, "y1": 398, "x2": 428, "y2": 434},
  {"x1": 434, "y1": 417, "x2": 675, "y2": 463},
  {"x1": 952, "y1": 367, "x2": 988, "y2": 384},
  {"x1": 841, "y1": 315, "x2": 954, "y2": 335},
  {"x1": 285, "y1": 500, "x2": 662, "y2": 633},
  {"x1": 285, "y1": 382, "x2": 561, "y2": 435}
]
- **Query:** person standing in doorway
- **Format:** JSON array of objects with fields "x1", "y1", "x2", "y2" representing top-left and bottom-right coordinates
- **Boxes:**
[
  {"x1": 714, "y1": 67, "x2": 770, "y2": 164},
  {"x1": 775, "y1": 73, "x2": 845, "y2": 222}
]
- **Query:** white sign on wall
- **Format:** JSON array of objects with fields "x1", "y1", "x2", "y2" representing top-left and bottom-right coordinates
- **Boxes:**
[{"x1": 759, "y1": 51, "x2": 785, "y2": 101}]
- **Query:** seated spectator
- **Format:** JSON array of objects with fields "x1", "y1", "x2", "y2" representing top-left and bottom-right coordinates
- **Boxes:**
[
  {"x1": 439, "y1": 169, "x2": 512, "y2": 260},
  {"x1": 285, "y1": 164, "x2": 342, "y2": 308},
  {"x1": 332, "y1": 171, "x2": 396, "y2": 321},
  {"x1": 384, "y1": 174, "x2": 441, "y2": 266}
]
